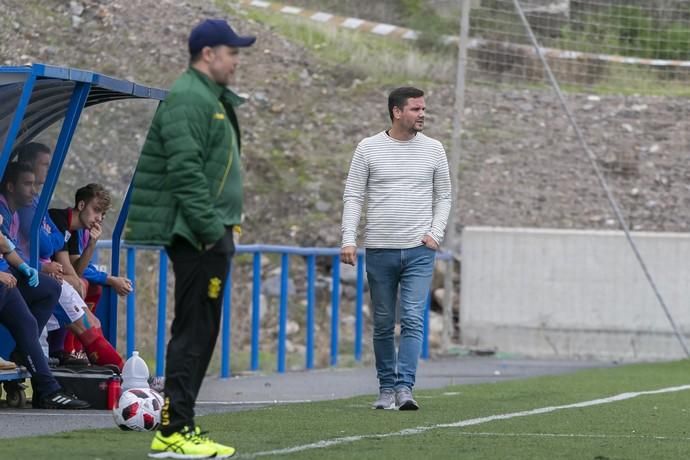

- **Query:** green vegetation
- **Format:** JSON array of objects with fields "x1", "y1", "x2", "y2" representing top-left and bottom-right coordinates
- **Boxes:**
[
  {"x1": 561, "y1": 5, "x2": 690, "y2": 61},
  {"x1": 398, "y1": 0, "x2": 458, "y2": 51},
  {"x1": 221, "y1": 2, "x2": 456, "y2": 84},
  {"x1": 472, "y1": 3, "x2": 690, "y2": 62},
  {"x1": 230, "y1": 0, "x2": 690, "y2": 97},
  {"x1": 6, "y1": 360, "x2": 690, "y2": 459}
]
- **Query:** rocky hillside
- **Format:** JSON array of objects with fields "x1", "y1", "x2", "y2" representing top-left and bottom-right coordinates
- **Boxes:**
[
  {"x1": 0, "y1": 0, "x2": 377, "y2": 247},
  {"x1": 2, "y1": 0, "x2": 689, "y2": 364},
  {"x1": 1, "y1": 0, "x2": 688, "y2": 244}
]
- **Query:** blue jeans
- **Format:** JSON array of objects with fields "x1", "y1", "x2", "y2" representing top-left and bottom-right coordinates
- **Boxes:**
[
  {"x1": 366, "y1": 245, "x2": 435, "y2": 391},
  {"x1": 0, "y1": 285, "x2": 61, "y2": 398}
]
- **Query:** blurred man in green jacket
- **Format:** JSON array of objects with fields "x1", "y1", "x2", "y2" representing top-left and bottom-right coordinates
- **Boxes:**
[{"x1": 126, "y1": 18, "x2": 255, "y2": 459}]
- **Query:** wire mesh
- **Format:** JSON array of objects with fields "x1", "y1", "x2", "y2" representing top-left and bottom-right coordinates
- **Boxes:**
[
  {"x1": 459, "y1": 0, "x2": 690, "y2": 234},
  {"x1": 468, "y1": 0, "x2": 690, "y2": 90},
  {"x1": 458, "y1": 0, "x2": 690, "y2": 358}
]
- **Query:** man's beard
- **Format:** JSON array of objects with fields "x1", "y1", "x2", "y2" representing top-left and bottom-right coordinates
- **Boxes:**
[
  {"x1": 410, "y1": 123, "x2": 423, "y2": 133},
  {"x1": 211, "y1": 68, "x2": 233, "y2": 86}
]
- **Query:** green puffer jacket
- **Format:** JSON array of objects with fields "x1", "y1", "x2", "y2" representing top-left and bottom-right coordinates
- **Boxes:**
[{"x1": 125, "y1": 67, "x2": 244, "y2": 248}]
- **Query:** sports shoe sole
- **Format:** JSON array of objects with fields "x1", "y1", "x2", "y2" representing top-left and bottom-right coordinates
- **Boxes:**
[
  {"x1": 397, "y1": 400, "x2": 419, "y2": 411},
  {"x1": 147, "y1": 452, "x2": 216, "y2": 459},
  {"x1": 372, "y1": 402, "x2": 396, "y2": 410}
]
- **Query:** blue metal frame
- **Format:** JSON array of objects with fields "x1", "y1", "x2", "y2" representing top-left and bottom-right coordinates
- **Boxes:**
[
  {"x1": 330, "y1": 255, "x2": 341, "y2": 367},
  {"x1": 94, "y1": 241, "x2": 448, "y2": 377},
  {"x1": 30, "y1": 81, "x2": 91, "y2": 268},
  {"x1": 0, "y1": 74, "x2": 35, "y2": 178},
  {"x1": 0, "y1": 64, "x2": 166, "y2": 347},
  {"x1": 155, "y1": 250, "x2": 168, "y2": 377},
  {"x1": 221, "y1": 262, "x2": 233, "y2": 378},
  {"x1": 251, "y1": 252, "x2": 261, "y2": 371},
  {"x1": 354, "y1": 253, "x2": 364, "y2": 362},
  {"x1": 0, "y1": 63, "x2": 166, "y2": 373},
  {"x1": 104, "y1": 180, "x2": 133, "y2": 344},
  {"x1": 305, "y1": 255, "x2": 316, "y2": 369},
  {"x1": 277, "y1": 253, "x2": 290, "y2": 373},
  {"x1": 126, "y1": 248, "x2": 136, "y2": 357}
]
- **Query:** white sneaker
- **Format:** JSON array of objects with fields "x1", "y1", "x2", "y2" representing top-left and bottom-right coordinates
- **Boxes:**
[
  {"x1": 0, "y1": 357, "x2": 16, "y2": 370},
  {"x1": 372, "y1": 389, "x2": 396, "y2": 409},
  {"x1": 395, "y1": 387, "x2": 419, "y2": 411}
]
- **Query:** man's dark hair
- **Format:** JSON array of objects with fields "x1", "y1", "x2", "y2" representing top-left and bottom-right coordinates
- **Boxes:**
[
  {"x1": 189, "y1": 45, "x2": 226, "y2": 65},
  {"x1": 75, "y1": 183, "x2": 112, "y2": 211},
  {"x1": 388, "y1": 87, "x2": 424, "y2": 122},
  {"x1": 189, "y1": 50, "x2": 203, "y2": 65},
  {"x1": 1, "y1": 162, "x2": 34, "y2": 193},
  {"x1": 14, "y1": 142, "x2": 51, "y2": 166}
]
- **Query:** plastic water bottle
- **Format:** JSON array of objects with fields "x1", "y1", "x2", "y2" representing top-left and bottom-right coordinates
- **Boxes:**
[
  {"x1": 107, "y1": 376, "x2": 122, "y2": 410},
  {"x1": 121, "y1": 351, "x2": 150, "y2": 390}
]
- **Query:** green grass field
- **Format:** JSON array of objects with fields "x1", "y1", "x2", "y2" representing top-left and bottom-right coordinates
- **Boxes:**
[{"x1": 5, "y1": 360, "x2": 690, "y2": 459}]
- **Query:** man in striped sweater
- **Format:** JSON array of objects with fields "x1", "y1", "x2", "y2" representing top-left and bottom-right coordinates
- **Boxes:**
[{"x1": 341, "y1": 87, "x2": 452, "y2": 410}]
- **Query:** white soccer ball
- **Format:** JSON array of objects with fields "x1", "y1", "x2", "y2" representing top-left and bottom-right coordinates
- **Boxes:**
[{"x1": 112, "y1": 388, "x2": 164, "y2": 432}]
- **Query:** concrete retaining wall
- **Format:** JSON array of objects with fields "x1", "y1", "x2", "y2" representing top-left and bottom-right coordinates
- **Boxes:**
[{"x1": 460, "y1": 226, "x2": 690, "y2": 360}]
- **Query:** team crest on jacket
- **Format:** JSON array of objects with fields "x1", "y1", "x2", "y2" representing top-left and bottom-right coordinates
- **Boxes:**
[{"x1": 208, "y1": 277, "x2": 222, "y2": 299}]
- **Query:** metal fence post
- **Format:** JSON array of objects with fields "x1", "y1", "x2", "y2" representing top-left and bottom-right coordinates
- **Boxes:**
[
  {"x1": 331, "y1": 255, "x2": 340, "y2": 366},
  {"x1": 155, "y1": 250, "x2": 168, "y2": 377},
  {"x1": 221, "y1": 261, "x2": 232, "y2": 378},
  {"x1": 277, "y1": 253, "x2": 290, "y2": 373},
  {"x1": 126, "y1": 247, "x2": 136, "y2": 358},
  {"x1": 251, "y1": 252, "x2": 261, "y2": 371},
  {"x1": 355, "y1": 253, "x2": 364, "y2": 362},
  {"x1": 306, "y1": 254, "x2": 316, "y2": 369}
]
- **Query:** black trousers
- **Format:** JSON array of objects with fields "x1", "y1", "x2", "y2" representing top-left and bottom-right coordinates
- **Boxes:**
[{"x1": 161, "y1": 232, "x2": 234, "y2": 435}]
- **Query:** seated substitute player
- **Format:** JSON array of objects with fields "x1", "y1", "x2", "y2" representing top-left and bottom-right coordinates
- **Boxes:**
[
  {"x1": 49, "y1": 183, "x2": 133, "y2": 361},
  {"x1": 0, "y1": 161, "x2": 123, "y2": 370},
  {"x1": 0, "y1": 215, "x2": 89, "y2": 408},
  {"x1": 15, "y1": 145, "x2": 131, "y2": 361}
]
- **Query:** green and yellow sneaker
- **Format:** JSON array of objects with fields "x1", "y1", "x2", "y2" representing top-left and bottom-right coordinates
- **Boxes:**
[
  {"x1": 194, "y1": 426, "x2": 236, "y2": 459},
  {"x1": 148, "y1": 426, "x2": 218, "y2": 459}
]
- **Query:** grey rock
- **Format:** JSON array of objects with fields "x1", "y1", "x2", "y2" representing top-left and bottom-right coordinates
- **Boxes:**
[
  {"x1": 262, "y1": 275, "x2": 296, "y2": 298},
  {"x1": 339, "y1": 262, "x2": 367, "y2": 287},
  {"x1": 286, "y1": 320, "x2": 300, "y2": 336},
  {"x1": 70, "y1": 1, "x2": 84, "y2": 16},
  {"x1": 315, "y1": 200, "x2": 331, "y2": 212},
  {"x1": 342, "y1": 285, "x2": 357, "y2": 299},
  {"x1": 71, "y1": 15, "x2": 83, "y2": 29}
]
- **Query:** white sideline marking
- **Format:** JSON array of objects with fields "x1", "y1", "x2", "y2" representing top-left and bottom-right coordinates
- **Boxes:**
[
  {"x1": 0, "y1": 411, "x2": 110, "y2": 417},
  {"x1": 239, "y1": 384, "x2": 690, "y2": 458},
  {"x1": 341, "y1": 18, "x2": 364, "y2": 29},
  {"x1": 197, "y1": 399, "x2": 313, "y2": 405},
  {"x1": 458, "y1": 431, "x2": 690, "y2": 441},
  {"x1": 310, "y1": 12, "x2": 333, "y2": 23}
]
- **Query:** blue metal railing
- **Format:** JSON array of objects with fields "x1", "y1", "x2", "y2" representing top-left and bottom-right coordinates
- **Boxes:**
[{"x1": 96, "y1": 241, "x2": 445, "y2": 378}]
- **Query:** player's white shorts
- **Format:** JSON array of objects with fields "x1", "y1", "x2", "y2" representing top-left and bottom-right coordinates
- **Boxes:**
[{"x1": 46, "y1": 281, "x2": 87, "y2": 332}]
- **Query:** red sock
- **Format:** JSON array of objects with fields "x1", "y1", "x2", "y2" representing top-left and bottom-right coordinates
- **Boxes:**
[
  {"x1": 64, "y1": 332, "x2": 76, "y2": 353},
  {"x1": 78, "y1": 327, "x2": 124, "y2": 371},
  {"x1": 85, "y1": 284, "x2": 103, "y2": 312},
  {"x1": 64, "y1": 331, "x2": 83, "y2": 353}
]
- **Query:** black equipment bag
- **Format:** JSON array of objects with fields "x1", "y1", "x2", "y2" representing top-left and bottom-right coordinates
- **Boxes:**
[{"x1": 51, "y1": 365, "x2": 121, "y2": 410}]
